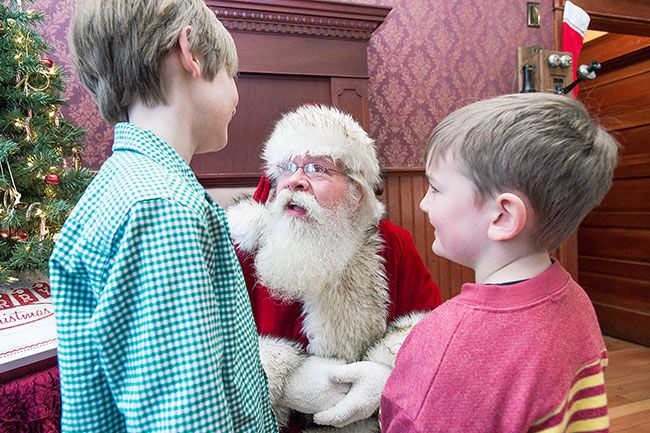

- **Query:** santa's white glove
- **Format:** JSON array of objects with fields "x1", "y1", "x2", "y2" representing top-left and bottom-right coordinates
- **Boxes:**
[
  {"x1": 313, "y1": 361, "x2": 391, "y2": 428},
  {"x1": 280, "y1": 355, "x2": 351, "y2": 414}
]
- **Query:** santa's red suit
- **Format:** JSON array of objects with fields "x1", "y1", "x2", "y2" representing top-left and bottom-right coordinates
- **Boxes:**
[
  {"x1": 227, "y1": 104, "x2": 442, "y2": 433},
  {"x1": 230, "y1": 196, "x2": 441, "y2": 433},
  {"x1": 238, "y1": 219, "x2": 440, "y2": 346}
]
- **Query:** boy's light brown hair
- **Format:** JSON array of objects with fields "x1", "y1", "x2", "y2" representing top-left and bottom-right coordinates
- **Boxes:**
[
  {"x1": 424, "y1": 93, "x2": 619, "y2": 252},
  {"x1": 70, "y1": 0, "x2": 238, "y2": 124}
]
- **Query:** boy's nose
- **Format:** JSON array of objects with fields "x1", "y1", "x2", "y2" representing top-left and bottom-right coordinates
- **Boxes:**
[{"x1": 419, "y1": 196, "x2": 429, "y2": 212}]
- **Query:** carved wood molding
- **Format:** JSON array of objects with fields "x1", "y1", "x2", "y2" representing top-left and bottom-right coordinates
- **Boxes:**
[
  {"x1": 553, "y1": 0, "x2": 650, "y2": 48},
  {"x1": 198, "y1": 173, "x2": 262, "y2": 188},
  {"x1": 205, "y1": 0, "x2": 390, "y2": 40}
]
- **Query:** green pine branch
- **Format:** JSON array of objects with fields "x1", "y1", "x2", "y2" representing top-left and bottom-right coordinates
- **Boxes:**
[{"x1": 1, "y1": 0, "x2": 94, "y2": 283}]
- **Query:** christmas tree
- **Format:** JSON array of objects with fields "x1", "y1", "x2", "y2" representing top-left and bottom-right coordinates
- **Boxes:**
[{"x1": 0, "y1": 0, "x2": 93, "y2": 284}]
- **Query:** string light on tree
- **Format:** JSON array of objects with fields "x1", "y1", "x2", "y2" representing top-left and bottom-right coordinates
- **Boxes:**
[{"x1": 0, "y1": 0, "x2": 94, "y2": 283}]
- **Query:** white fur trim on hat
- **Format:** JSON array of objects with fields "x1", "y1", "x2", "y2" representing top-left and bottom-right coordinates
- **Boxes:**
[{"x1": 262, "y1": 105, "x2": 382, "y2": 200}]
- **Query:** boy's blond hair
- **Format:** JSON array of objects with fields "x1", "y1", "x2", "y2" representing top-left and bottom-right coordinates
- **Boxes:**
[
  {"x1": 70, "y1": 0, "x2": 238, "y2": 124},
  {"x1": 424, "y1": 93, "x2": 619, "y2": 252}
]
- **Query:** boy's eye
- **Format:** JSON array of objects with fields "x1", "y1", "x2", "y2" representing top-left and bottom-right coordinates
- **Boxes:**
[{"x1": 429, "y1": 184, "x2": 439, "y2": 193}]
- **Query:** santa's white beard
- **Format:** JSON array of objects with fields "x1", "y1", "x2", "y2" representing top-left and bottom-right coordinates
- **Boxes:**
[{"x1": 254, "y1": 189, "x2": 367, "y2": 302}]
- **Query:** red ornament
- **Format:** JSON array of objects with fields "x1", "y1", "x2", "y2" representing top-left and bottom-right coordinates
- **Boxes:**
[
  {"x1": 1, "y1": 229, "x2": 27, "y2": 241},
  {"x1": 41, "y1": 58, "x2": 53, "y2": 68},
  {"x1": 45, "y1": 173, "x2": 59, "y2": 185}
]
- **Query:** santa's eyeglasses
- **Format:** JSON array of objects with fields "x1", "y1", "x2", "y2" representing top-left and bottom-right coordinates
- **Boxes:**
[{"x1": 277, "y1": 161, "x2": 347, "y2": 179}]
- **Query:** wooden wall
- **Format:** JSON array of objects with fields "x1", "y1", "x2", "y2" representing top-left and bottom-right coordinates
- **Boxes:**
[
  {"x1": 577, "y1": 34, "x2": 650, "y2": 346},
  {"x1": 379, "y1": 169, "x2": 474, "y2": 302},
  {"x1": 195, "y1": 0, "x2": 390, "y2": 188}
]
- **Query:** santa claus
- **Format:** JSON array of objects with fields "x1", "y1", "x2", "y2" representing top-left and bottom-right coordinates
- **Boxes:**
[{"x1": 227, "y1": 105, "x2": 441, "y2": 433}]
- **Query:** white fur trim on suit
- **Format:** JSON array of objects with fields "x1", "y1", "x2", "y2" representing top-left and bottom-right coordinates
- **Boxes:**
[
  {"x1": 364, "y1": 311, "x2": 428, "y2": 368},
  {"x1": 226, "y1": 196, "x2": 269, "y2": 253},
  {"x1": 302, "y1": 226, "x2": 389, "y2": 363},
  {"x1": 258, "y1": 335, "x2": 306, "y2": 427},
  {"x1": 305, "y1": 418, "x2": 379, "y2": 433}
]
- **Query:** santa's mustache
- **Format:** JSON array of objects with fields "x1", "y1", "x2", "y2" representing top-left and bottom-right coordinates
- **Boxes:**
[{"x1": 271, "y1": 189, "x2": 325, "y2": 222}]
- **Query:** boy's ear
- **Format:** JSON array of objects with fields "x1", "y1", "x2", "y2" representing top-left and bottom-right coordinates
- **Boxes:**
[
  {"x1": 177, "y1": 25, "x2": 201, "y2": 79},
  {"x1": 487, "y1": 192, "x2": 528, "y2": 242}
]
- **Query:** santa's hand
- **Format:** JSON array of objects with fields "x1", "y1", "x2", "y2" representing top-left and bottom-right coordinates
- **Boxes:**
[
  {"x1": 280, "y1": 355, "x2": 351, "y2": 414},
  {"x1": 313, "y1": 361, "x2": 391, "y2": 428}
]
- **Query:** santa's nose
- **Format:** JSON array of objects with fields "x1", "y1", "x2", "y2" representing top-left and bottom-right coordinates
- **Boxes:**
[{"x1": 287, "y1": 170, "x2": 310, "y2": 191}]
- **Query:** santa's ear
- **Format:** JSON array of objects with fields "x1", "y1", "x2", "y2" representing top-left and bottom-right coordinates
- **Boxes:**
[{"x1": 487, "y1": 192, "x2": 528, "y2": 242}]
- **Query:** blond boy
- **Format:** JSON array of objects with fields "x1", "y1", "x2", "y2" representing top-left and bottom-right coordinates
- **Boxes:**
[
  {"x1": 380, "y1": 93, "x2": 618, "y2": 433},
  {"x1": 49, "y1": 1, "x2": 277, "y2": 431}
]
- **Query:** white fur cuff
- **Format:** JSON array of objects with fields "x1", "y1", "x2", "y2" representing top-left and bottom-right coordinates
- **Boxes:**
[
  {"x1": 363, "y1": 311, "x2": 428, "y2": 368},
  {"x1": 258, "y1": 335, "x2": 306, "y2": 424}
]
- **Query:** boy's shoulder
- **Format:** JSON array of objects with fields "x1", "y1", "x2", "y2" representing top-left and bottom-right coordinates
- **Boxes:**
[
  {"x1": 63, "y1": 143, "x2": 209, "y2": 251},
  {"x1": 397, "y1": 300, "x2": 466, "y2": 361}
]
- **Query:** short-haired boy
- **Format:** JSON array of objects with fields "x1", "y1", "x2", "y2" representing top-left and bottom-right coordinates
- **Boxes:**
[
  {"x1": 380, "y1": 93, "x2": 619, "y2": 433},
  {"x1": 49, "y1": 1, "x2": 277, "y2": 432}
]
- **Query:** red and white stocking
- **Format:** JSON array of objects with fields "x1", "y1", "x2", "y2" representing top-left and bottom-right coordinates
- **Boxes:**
[{"x1": 562, "y1": 1, "x2": 591, "y2": 96}]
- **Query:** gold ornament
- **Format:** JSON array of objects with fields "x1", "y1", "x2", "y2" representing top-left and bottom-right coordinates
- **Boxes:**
[
  {"x1": 13, "y1": 111, "x2": 35, "y2": 140},
  {"x1": 15, "y1": 66, "x2": 56, "y2": 94},
  {"x1": 26, "y1": 203, "x2": 48, "y2": 240},
  {"x1": 48, "y1": 106, "x2": 61, "y2": 127},
  {"x1": 71, "y1": 146, "x2": 83, "y2": 170},
  {"x1": 1, "y1": 161, "x2": 27, "y2": 210},
  {"x1": 44, "y1": 184, "x2": 56, "y2": 198},
  {"x1": 3, "y1": 187, "x2": 27, "y2": 210}
]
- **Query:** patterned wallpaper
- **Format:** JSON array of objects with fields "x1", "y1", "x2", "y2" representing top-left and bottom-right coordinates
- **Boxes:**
[
  {"x1": 31, "y1": 0, "x2": 553, "y2": 170},
  {"x1": 356, "y1": 0, "x2": 553, "y2": 166},
  {"x1": 32, "y1": 0, "x2": 113, "y2": 169}
]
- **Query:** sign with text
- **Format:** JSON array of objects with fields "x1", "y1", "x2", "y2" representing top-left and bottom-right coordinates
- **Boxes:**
[{"x1": 0, "y1": 282, "x2": 57, "y2": 375}]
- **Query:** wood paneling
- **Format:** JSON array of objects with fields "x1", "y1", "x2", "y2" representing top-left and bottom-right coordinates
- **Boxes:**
[
  {"x1": 580, "y1": 34, "x2": 650, "y2": 66},
  {"x1": 331, "y1": 78, "x2": 369, "y2": 131},
  {"x1": 192, "y1": 74, "x2": 332, "y2": 182},
  {"x1": 577, "y1": 33, "x2": 650, "y2": 346},
  {"x1": 379, "y1": 169, "x2": 579, "y2": 302},
  {"x1": 193, "y1": 0, "x2": 390, "y2": 188},
  {"x1": 579, "y1": 227, "x2": 650, "y2": 263},
  {"x1": 379, "y1": 169, "x2": 472, "y2": 301}
]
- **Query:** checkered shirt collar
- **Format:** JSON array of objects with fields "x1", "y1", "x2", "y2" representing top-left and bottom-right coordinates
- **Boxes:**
[{"x1": 112, "y1": 122, "x2": 205, "y2": 197}]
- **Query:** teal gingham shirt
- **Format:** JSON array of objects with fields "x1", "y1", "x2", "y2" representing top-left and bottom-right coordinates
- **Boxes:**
[{"x1": 49, "y1": 123, "x2": 277, "y2": 433}]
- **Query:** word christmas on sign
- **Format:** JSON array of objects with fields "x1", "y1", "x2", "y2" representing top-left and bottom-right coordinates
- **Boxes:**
[{"x1": 0, "y1": 282, "x2": 57, "y2": 376}]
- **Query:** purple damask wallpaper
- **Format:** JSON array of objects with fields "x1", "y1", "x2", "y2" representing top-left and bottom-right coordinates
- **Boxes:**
[
  {"x1": 32, "y1": 0, "x2": 113, "y2": 169},
  {"x1": 32, "y1": 0, "x2": 552, "y2": 169},
  {"x1": 356, "y1": 0, "x2": 553, "y2": 166}
]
